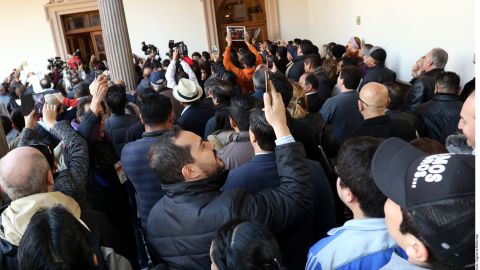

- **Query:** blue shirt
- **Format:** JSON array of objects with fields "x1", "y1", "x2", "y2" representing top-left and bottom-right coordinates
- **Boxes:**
[
  {"x1": 306, "y1": 218, "x2": 398, "y2": 270},
  {"x1": 121, "y1": 130, "x2": 167, "y2": 229}
]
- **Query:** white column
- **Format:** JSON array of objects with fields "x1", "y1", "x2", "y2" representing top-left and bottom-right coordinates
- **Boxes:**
[{"x1": 98, "y1": 0, "x2": 136, "y2": 90}]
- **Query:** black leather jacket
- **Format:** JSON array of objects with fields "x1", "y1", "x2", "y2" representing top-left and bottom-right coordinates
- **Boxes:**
[
  {"x1": 414, "y1": 93, "x2": 463, "y2": 144},
  {"x1": 146, "y1": 142, "x2": 312, "y2": 270},
  {"x1": 404, "y1": 68, "x2": 444, "y2": 112}
]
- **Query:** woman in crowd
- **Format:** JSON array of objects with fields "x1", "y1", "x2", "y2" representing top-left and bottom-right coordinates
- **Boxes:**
[{"x1": 210, "y1": 220, "x2": 286, "y2": 270}]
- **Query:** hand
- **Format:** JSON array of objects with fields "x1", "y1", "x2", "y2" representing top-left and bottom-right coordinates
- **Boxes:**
[
  {"x1": 212, "y1": 52, "x2": 220, "y2": 62},
  {"x1": 252, "y1": 38, "x2": 256, "y2": 44},
  {"x1": 90, "y1": 74, "x2": 108, "y2": 96},
  {"x1": 244, "y1": 31, "x2": 250, "y2": 45},
  {"x1": 24, "y1": 110, "x2": 38, "y2": 130},
  {"x1": 263, "y1": 80, "x2": 290, "y2": 138},
  {"x1": 53, "y1": 93, "x2": 65, "y2": 104},
  {"x1": 287, "y1": 51, "x2": 293, "y2": 62},
  {"x1": 42, "y1": 104, "x2": 58, "y2": 129},
  {"x1": 271, "y1": 61, "x2": 278, "y2": 73},
  {"x1": 172, "y1": 48, "x2": 179, "y2": 61},
  {"x1": 90, "y1": 76, "x2": 108, "y2": 116},
  {"x1": 226, "y1": 32, "x2": 232, "y2": 47}
]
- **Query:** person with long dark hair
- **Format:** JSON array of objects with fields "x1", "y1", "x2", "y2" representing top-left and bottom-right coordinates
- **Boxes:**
[{"x1": 210, "y1": 220, "x2": 286, "y2": 270}]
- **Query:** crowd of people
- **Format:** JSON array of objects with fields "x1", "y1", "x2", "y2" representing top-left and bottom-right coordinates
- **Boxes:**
[{"x1": 0, "y1": 30, "x2": 475, "y2": 270}]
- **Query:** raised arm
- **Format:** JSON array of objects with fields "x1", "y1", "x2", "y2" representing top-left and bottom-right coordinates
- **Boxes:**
[
  {"x1": 223, "y1": 32, "x2": 242, "y2": 76},
  {"x1": 166, "y1": 49, "x2": 179, "y2": 89},
  {"x1": 238, "y1": 80, "x2": 313, "y2": 234},
  {"x1": 244, "y1": 32, "x2": 262, "y2": 66},
  {"x1": 43, "y1": 104, "x2": 89, "y2": 199}
]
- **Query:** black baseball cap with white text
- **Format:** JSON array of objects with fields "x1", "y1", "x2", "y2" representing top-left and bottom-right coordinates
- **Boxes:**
[{"x1": 371, "y1": 138, "x2": 474, "y2": 269}]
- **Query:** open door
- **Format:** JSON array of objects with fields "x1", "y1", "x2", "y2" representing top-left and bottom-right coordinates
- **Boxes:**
[{"x1": 215, "y1": 0, "x2": 269, "y2": 50}]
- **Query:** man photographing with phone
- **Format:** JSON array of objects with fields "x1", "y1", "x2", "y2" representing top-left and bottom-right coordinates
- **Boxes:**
[{"x1": 223, "y1": 29, "x2": 263, "y2": 94}]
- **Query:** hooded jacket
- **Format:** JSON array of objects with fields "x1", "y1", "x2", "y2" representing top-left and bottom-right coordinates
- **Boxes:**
[{"x1": 0, "y1": 192, "x2": 133, "y2": 270}]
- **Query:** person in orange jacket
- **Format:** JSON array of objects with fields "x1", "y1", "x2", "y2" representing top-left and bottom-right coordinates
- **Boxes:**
[{"x1": 223, "y1": 31, "x2": 263, "y2": 94}]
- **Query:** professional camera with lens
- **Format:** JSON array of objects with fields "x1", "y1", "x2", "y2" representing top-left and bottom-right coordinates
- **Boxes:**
[
  {"x1": 47, "y1": 57, "x2": 65, "y2": 70},
  {"x1": 168, "y1": 40, "x2": 189, "y2": 57},
  {"x1": 141, "y1": 41, "x2": 159, "y2": 56}
]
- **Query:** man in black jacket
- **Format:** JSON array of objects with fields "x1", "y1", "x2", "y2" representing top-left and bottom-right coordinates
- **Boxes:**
[
  {"x1": 414, "y1": 71, "x2": 463, "y2": 144},
  {"x1": 350, "y1": 82, "x2": 417, "y2": 141},
  {"x1": 358, "y1": 47, "x2": 396, "y2": 91},
  {"x1": 287, "y1": 40, "x2": 316, "y2": 82},
  {"x1": 404, "y1": 48, "x2": 448, "y2": 112},
  {"x1": 146, "y1": 85, "x2": 313, "y2": 270},
  {"x1": 104, "y1": 84, "x2": 139, "y2": 158}
]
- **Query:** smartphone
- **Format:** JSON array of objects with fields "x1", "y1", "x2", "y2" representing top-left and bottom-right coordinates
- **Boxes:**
[
  {"x1": 94, "y1": 70, "x2": 103, "y2": 79},
  {"x1": 266, "y1": 55, "x2": 274, "y2": 69},
  {"x1": 264, "y1": 70, "x2": 270, "y2": 94},
  {"x1": 20, "y1": 90, "x2": 56, "y2": 116},
  {"x1": 212, "y1": 45, "x2": 219, "y2": 55},
  {"x1": 253, "y1": 28, "x2": 261, "y2": 41}
]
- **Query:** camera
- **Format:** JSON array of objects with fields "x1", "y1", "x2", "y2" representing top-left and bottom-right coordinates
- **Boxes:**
[
  {"x1": 168, "y1": 40, "x2": 189, "y2": 57},
  {"x1": 141, "y1": 41, "x2": 159, "y2": 56},
  {"x1": 47, "y1": 57, "x2": 65, "y2": 70}
]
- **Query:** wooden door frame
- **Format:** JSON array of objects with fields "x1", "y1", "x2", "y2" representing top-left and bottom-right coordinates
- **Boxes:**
[
  {"x1": 201, "y1": 0, "x2": 280, "y2": 50},
  {"x1": 44, "y1": 0, "x2": 99, "y2": 60}
]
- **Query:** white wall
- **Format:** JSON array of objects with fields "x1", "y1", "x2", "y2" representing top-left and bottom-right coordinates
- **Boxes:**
[
  {"x1": 0, "y1": 0, "x2": 209, "y2": 79},
  {"x1": 278, "y1": 0, "x2": 310, "y2": 42},
  {"x1": 123, "y1": 0, "x2": 208, "y2": 59},
  {"x1": 0, "y1": 0, "x2": 474, "y2": 86},
  {"x1": 0, "y1": 1, "x2": 56, "y2": 79},
  {"x1": 309, "y1": 0, "x2": 475, "y2": 85}
]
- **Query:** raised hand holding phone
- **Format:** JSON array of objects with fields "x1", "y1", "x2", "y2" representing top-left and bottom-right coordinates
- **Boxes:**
[
  {"x1": 42, "y1": 104, "x2": 58, "y2": 129},
  {"x1": 263, "y1": 74, "x2": 289, "y2": 138}
]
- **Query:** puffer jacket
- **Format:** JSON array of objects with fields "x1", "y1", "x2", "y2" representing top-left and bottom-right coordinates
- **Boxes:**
[
  {"x1": 404, "y1": 68, "x2": 444, "y2": 112},
  {"x1": 414, "y1": 93, "x2": 463, "y2": 144},
  {"x1": 146, "y1": 142, "x2": 313, "y2": 270}
]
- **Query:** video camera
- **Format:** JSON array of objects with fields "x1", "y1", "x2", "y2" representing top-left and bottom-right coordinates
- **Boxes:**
[
  {"x1": 47, "y1": 57, "x2": 65, "y2": 70},
  {"x1": 168, "y1": 40, "x2": 189, "y2": 57},
  {"x1": 141, "y1": 41, "x2": 159, "y2": 56}
]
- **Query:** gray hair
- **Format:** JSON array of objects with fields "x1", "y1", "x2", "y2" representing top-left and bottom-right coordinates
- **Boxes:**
[{"x1": 430, "y1": 48, "x2": 448, "y2": 69}]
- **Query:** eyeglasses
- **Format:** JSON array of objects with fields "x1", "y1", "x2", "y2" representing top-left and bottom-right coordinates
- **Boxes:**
[{"x1": 358, "y1": 97, "x2": 387, "y2": 109}]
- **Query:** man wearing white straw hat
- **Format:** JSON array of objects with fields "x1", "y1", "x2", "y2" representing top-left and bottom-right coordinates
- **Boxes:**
[{"x1": 173, "y1": 78, "x2": 214, "y2": 138}]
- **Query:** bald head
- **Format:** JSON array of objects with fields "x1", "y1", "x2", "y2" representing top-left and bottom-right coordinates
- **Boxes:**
[
  {"x1": 359, "y1": 82, "x2": 389, "y2": 118},
  {"x1": 0, "y1": 147, "x2": 50, "y2": 201}
]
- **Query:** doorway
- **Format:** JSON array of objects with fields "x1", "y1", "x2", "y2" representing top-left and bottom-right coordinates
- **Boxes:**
[
  {"x1": 214, "y1": 0, "x2": 269, "y2": 50},
  {"x1": 62, "y1": 11, "x2": 106, "y2": 65}
]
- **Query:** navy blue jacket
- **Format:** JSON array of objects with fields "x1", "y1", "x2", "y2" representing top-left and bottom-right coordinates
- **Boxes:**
[
  {"x1": 104, "y1": 113, "x2": 139, "y2": 158},
  {"x1": 176, "y1": 100, "x2": 214, "y2": 138},
  {"x1": 223, "y1": 153, "x2": 336, "y2": 270},
  {"x1": 320, "y1": 91, "x2": 364, "y2": 145},
  {"x1": 358, "y1": 64, "x2": 397, "y2": 91},
  {"x1": 121, "y1": 130, "x2": 167, "y2": 229}
]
